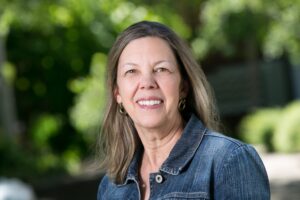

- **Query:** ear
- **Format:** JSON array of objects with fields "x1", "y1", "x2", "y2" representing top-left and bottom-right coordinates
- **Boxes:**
[
  {"x1": 114, "y1": 86, "x2": 122, "y2": 104},
  {"x1": 180, "y1": 80, "x2": 189, "y2": 98}
]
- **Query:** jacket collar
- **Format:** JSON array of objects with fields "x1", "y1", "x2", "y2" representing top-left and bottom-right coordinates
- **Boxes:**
[{"x1": 122, "y1": 114, "x2": 207, "y2": 185}]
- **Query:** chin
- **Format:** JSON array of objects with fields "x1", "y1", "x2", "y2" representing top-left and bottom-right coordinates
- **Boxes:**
[{"x1": 134, "y1": 117, "x2": 165, "y2": 130}]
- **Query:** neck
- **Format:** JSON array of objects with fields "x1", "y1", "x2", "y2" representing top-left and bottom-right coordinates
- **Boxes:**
[{"x1": 138, "y1": 116, "x2": 184, "y2": 172}]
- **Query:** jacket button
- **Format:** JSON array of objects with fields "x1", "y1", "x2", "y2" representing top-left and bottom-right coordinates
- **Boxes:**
[{"x1": 155, "y1": 174, "x2": 163, "y2": 183}]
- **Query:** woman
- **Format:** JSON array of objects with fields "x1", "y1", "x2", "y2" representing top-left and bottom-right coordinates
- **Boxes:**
[{"x1": 97, "y1": 21, "x2": 270, "y2": 200}]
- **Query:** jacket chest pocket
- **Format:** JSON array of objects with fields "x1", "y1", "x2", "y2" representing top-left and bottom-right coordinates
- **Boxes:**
[{"x1": 159, "y1": 192, "x2": 210, "y2": 200}]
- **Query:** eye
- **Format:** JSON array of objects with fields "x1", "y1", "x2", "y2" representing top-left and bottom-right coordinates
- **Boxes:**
[
  {"x1": 125, "y1": 69, "x2": 136, "y2": 75},
  {"x1": 155, "y1": 67, "x2": 168, "y2": 73}
]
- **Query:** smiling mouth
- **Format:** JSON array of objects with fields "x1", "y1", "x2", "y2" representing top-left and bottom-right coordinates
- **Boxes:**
[{"x1": 137, "y1": 100, "x2": 163, "y2": 106}]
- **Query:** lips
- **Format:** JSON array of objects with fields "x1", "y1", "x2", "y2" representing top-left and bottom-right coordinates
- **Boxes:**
[{"x1": 136, "y1": 97, "x2": 163, "y2": 107}]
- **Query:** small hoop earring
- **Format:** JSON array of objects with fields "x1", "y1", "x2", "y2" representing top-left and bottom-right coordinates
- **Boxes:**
[
  {"x1": 178, "y1": 98, "x2": 186, "y2": 111},
  {"x1": 119, "y1": 103, "x2": 127, "y2": 115}
]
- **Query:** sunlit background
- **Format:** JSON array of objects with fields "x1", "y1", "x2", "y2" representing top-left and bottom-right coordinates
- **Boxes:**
[{"x1": 1, "y1": 0, "x2": 300, "y2": 199}]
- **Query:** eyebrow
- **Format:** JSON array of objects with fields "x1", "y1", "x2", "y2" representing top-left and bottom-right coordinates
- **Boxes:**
[
  {"x1": 122, "y1": 62, "x2": 138, "y2": 67},
  {"x1": 122, "y1": 60, "x2": 174, "y2": 67},
  {"x1": 154, "y1": 60, "x2": 174, "y2": 66}
]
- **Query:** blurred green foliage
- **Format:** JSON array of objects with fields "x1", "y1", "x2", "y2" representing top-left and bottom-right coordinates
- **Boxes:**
[
  {"x1": 192, "y1": 0, "x2": 300, "y2": 66},
  {"x1": 239, "y1": 101, "x2": 300, "y2": 152},
  {"x1": 272, "y1": 101, "x2": 300, "y2": 152},
  {"x1": 0, "y1": 62, "x2": 16, "y2": 85},
  {"x1": 69, "y1": 53, "x2": 107, "y2": 138},
  {"x1": 238, "y1": 108, "x2": 280, "y2": 151},
  {"x1": 1, "y1": 0, "x2": 300, "y2": 182},
  {"x1": 0, "y1": 0, "x2": 191, "y2": 181}
]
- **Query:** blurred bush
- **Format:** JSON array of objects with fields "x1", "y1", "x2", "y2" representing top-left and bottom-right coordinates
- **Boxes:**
[
  {"x1": 69, "y1": 53, "x2": 107, "y2": 141},
  {"x1": 238, "y1": 108, "x2": 281, "y2": 151},
  {"x1": 0, "y1": 113, "x2": 82, "y2": 181},
  {"x1": 0, "y1": 138, "x2": 37, "y2": 179},
  {"x1": 272, "y1": 101, "x2": 300, "y2": 152},
  {"x1": 238, "y1": 101, "x2": 300, "y2": 152}
]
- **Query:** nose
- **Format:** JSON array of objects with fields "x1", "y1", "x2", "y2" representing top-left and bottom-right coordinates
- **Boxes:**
[{"x1": 139, "y1": 73, "x2": 158, "y2": 89}]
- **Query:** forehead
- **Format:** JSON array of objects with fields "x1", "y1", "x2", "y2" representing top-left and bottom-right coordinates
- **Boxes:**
[{"x1": 118, "y1": 37, "x2": 176, "y2": 64}]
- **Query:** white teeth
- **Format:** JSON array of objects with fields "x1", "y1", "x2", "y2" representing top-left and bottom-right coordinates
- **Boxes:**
[{"x1": 138, "y1": 100, "x2": 161, "y2": 106}]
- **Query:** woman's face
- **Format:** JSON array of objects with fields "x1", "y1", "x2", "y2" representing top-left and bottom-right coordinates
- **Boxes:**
[{"x1": 115, "y1": 37, "x2": 187, "y2": 131}]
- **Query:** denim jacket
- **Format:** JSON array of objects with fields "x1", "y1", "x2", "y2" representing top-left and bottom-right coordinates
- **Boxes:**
[{"x1": 98, "y1": 114, "x2": 270, "y2": 200}]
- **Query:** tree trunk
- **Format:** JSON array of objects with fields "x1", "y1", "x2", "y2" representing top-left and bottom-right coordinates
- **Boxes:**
[{"x1": 0, "y1": 35, "x2": 18, "y2": 139}]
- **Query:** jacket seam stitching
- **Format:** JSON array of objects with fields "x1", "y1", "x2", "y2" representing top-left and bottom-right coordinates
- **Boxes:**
[
  {"x1": 204, "y1": 132, "x2": 244, "y2": 147},
  {"x1": 215, "y1": 144, "x2": 248, "y2": 185}
]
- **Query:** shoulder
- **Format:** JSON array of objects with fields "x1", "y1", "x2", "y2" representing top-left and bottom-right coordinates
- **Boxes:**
[
  {"x1": 97, "y1": 174, "x2": 114, "y2": 200},
  {"x1": 200, "y1": 131, "x2": 251, "y2": 155},
  {"x1": 197, "y1": 131, "x2": 270, "y2": 198},
  {"x1": 197, "y1": 131, "x2": 265, "y2": 173},
  {"x1": 204, "y1": 131, "x2": 263, "y2": 165},
  {"x1": 201, "y1": 133, "x2": 270, "y2": 198},
  {"x1": 204, "y1": 131, "x2": 245, "y2": 148},
  {"x1": 205, "y1": 131, "x2": 263, "y2": 161},
  {"x1": 203, "y1": 130, "x2": 264, "y2": 156}
]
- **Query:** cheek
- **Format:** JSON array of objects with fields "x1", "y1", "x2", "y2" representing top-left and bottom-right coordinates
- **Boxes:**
[
  {"x1": 117, "y1": 79, "x2": 137, "y2": 100},
  {"x1": 160, "y1": 78, "x2": 181, "y2": 99}
]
